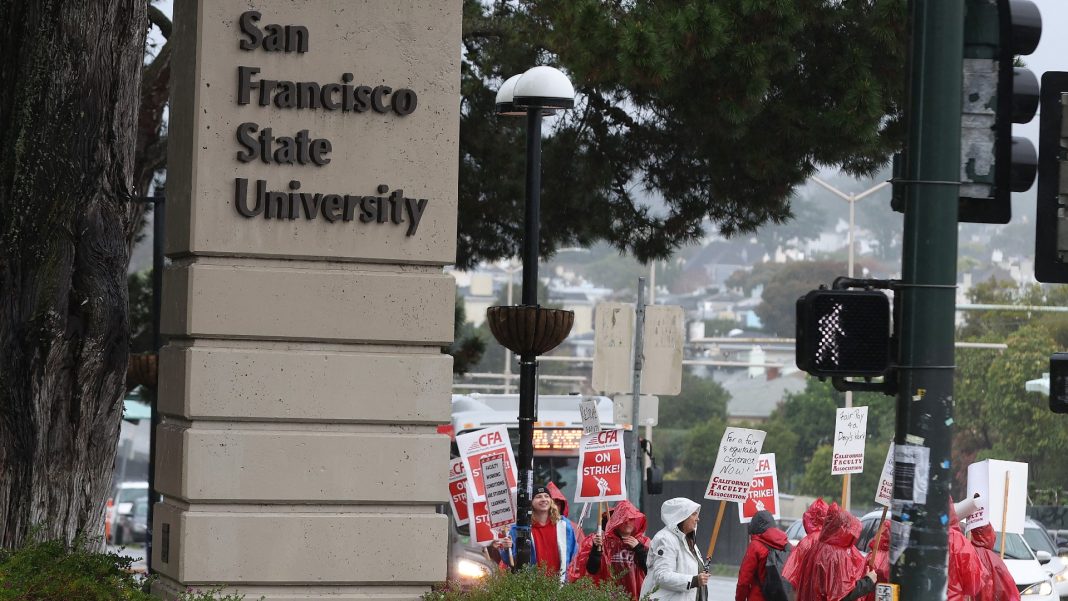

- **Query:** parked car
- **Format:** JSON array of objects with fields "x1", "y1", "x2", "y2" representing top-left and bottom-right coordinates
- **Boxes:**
[
  {"x1": 1024, "y1": 518, "x2": 1068, "y2": 600},
  {"x1": 113, "y1": 498, "x2": 148, "y2": 545},
  {"x1": 106, "y1": 481, "x2": 147, "y2": 545}
]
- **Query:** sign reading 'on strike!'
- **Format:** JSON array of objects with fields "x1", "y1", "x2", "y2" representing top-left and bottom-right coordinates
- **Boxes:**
[
  {"x1": 705, "y1": 427, "x2": 766, "y2": 502},
  {"x1": 738, "y1": 453, "x2": 780, "y2": 523},
  {"x1": 574, "y1": 429, "x2": 627, "y2": 503},
  {"x1": 447, "y1": 457, "x2": 469, "y2": 526},
  {"x1": 456, "y1": 425, "x2": 517, "y2": 501}
]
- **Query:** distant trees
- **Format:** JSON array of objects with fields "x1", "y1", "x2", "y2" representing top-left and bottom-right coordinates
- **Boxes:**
[{"x1": 754, "y1": 261, "x2": 847, "y2": 336}]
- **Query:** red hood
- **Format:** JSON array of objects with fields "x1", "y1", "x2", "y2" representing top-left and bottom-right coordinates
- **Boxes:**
[
  {"x1": 819, "y1": 506, "x2": 861, "y2": 548},
  {"x1": 972, "y1": 524, "x2": 997, "y2": 549},
  {"x1": 547, "y1": 482, "x2": 569, "y2": 517},
  {"x1": 606, "y1": 500, "x2": 647, "y2": 539},
  {"x1": 755, "y1": 527, "x2": 789, "y2": 550},
  {"x1": 869, "y1": 520, "x2": 890, "y2": 552},
  {"x1": 803, "y1": 498, "x2": 830, "y2": 535}
]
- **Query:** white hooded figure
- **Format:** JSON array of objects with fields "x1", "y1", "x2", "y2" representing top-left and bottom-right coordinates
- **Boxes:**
[{"x1": 639, "y1": 497, "x2": 709, "y2": 601}]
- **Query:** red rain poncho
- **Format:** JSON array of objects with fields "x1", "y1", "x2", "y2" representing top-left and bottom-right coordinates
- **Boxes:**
[
  {"x1": 971, "y1": 525, "x2": 1021, "y2": 601},
  {"x1": 861, "y1": 520, "x2": 891, "y2": 601},
  {"x1": 569, "y1": 500, "x2": 650, "y2": 600},
  {"x1": 793, "y1": 506, "x2": 867, "y2": 601},
  {"x1": 783, "y1": 498, "x2": 831, "y2": 588},
  {"x1": 948, "y1": 502, "x2": 990, "y2": 601}
]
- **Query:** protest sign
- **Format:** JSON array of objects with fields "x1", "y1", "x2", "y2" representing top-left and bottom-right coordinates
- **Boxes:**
[
  {"x1": 580, "y1": 397, "x2": 601, "y2": 436},
  {"x1": 966, "y1": 459, "x2": 1028, "y2": 534},
  {"x1": 466, "y1": 496, "x2": 497, "y2": 546},
  {"x1": 704, "y1": 427, "x2": 767, "y2": 502},
  {"x1": 481, "y1": 455, "x2": 516, "y2": 530},
  {"x1": 738, "y1": 453, "x2": 780, "y2": 523},
  {"x1": 456, "y1": 425, "x2": 517, "y2": 501},
  {"x1": 574, "y1": 429, "x2": 627, "y2": 503},
  {"x1": 832, "y1": 406, "x2": 868, "y2": 475},
  {"x1": 448, "y1": 457, "x2": 470, "y2": 526},
  {"x1": 892, "y1": 444, "x2": 930, "y2": 504},
  {"x1": 875, "y1": 443, "x2": 895, "y2": 507}
]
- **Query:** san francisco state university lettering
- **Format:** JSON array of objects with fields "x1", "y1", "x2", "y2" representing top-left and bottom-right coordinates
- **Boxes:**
[{"x1": 232, "y1": 11, "x2": 428, "y2": 235}]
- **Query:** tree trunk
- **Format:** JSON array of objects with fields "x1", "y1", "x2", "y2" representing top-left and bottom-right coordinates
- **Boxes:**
[{"x1": 0, "y1": 0, "x2": 147, "y2": 548}]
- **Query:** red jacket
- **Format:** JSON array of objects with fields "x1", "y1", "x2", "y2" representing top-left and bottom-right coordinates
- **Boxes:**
[
  {"x1": 736, "y1": 526, "x2": 790, "y2": 601},
  {"x1": 569, "y1": 500, "x2": 650, "y2": 600},
  {"x1": 948, "y1": 503, "x2": 991, "y2": 601},
  {"x1": 783, "y1": 498, "x2": 831, "y2": 588},
  {"x1": 793, "y1": 506, "x2": 867, "y2": 601},
  {"x1": 972, "y1": 525, "x2": 1021, "y2": 601}
]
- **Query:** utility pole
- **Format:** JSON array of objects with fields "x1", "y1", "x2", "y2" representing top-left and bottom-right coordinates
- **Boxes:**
[{"x1": 891, "y1": 0, "x2": 963, "y2": 597}]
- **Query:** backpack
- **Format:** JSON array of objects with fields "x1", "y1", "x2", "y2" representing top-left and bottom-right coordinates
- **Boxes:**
[{"x1": 760, "y1": 544, "x2": 795, "y2": 601}]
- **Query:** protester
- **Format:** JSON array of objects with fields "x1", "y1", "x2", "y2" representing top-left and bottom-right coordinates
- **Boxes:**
[
  {"x1": 548, "y1": 481, "x2": 586, "y2": 547},
  {"x1": 489, "y1": 484, "x2": 579, "y2": 582},
  {"x1": 793, "y1": 504, "x2": 876, "y2": 601},
  {"x1": 971, "y1": 524, "x2": 1021, "y2": 601},
  {"x1": 947, "y1": 500, "x2": 990, "y2": 601},
  {"x1": 782, "y1": 497, "x2": 830, "y2": 588},
  {"x1": 638, "y1": 497, "x2": 709, "y2": 601},
  {"x1": 867, "y1": 520, "x2": 891, "y2": 584},
  {"x1": 569, "y1": 500, "x2": 650, "y2": 600},
  {"x1": 735, "y1": 510, "x2": 791, "y2": 601}
]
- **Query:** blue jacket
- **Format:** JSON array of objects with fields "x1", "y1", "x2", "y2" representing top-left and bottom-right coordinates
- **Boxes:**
[{"x1": 504, "y1": 519, "x2": 579, "y2": 582}]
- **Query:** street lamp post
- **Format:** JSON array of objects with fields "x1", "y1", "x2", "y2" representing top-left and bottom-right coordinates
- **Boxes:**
[
  {"x1": 808, "y1": 176, "x2": 889, "y2": 511},
  {"x1": 488, "y1": 66, "x2": 576, "y2": 570}
]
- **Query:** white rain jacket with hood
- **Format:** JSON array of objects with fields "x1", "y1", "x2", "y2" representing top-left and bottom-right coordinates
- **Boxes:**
[{"x1": 639, "y1": 497, "x2": 708, "y2": 601}]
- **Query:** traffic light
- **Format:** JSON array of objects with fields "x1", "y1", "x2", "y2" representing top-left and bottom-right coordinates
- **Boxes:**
[
  {"x1": 959, "y1": 0, "x2": 1041, "y2": 224},
  {"x1": 1034, "y1": 72, "x2": 1068, "y2": 283},
  {"x1": 1049, "y1": 353, "x2": 1068, "y2": 414},
  {"x1": 796, "y1": 289, "x2": 891, "y2": 378}
]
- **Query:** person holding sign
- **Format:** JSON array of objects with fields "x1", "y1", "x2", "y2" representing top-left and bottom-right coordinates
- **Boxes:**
[
  {"x1": 971, "y1": 524, "x2": 1021, "y2": 601},
  {"x1": 947, "y1": 499, "x2": 990, "y2": 601},
  {"x1": 866, "y1": 520, "x2": 890, "y2": 586},
  {"x1": 735, "y1": 510, "x2": 791, "y2": 601},
  {"x1": 488, "y1": 484, "x2": 579, "y2": 582},
  {"x1": 793, "y1": 505, "x2": 876, "y2": 601},
  {"x1": 569, "y1": 500, "x2": 650, "y2": 600},
  {"x1": 782, "y1": 498, "x2": 829, "y2": 588},
  {"x1": 639, "y1": 497, "x2": 708, "y2": 601}
]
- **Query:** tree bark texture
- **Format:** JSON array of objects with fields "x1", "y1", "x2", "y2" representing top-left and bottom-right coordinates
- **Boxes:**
[{"x1": 0, "y1": 0, "x2": 147, "y2": 548}]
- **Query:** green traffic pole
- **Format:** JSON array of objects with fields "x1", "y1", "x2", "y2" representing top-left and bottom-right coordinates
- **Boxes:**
[{"x1": 892, "y1": 0, "x2": 964, "y2": 598}]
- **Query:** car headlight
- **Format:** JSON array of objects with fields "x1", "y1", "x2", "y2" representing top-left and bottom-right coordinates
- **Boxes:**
[
  {"x1": 1022, "y1": 580, "x2": 1055, "y2": 596},
  {"x1": 456, "y1": 558, "x2": 489, "y2": 580},
  {"x1": 1055, "y1": 567, "x2": 1068, "y2": 583}
]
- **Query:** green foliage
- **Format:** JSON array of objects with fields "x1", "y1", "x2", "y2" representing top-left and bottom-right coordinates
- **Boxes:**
[
  {"x1": 128, "y1": 270, "x2": 153, "y2": 354},
  {"x1": 677, "y1": 416, "x2": 728, "y2": 480},
  {"x1": 756, "y1": 260, "x2": 847, "y2": 336},
  {"x1": 177, "y1": 588, "x2": 258, "y2": 601},
  {"x1": 458, "y1": 0, "x2": 907, "y2": 269},
  {"x1": 450, "y1": 294, "x2": 487, "y2": 375},
  {"x1": 424, "y1": 566, "x2": 632, "y2": 600},
  {"x1": 798, "y1": 444, "x2": 839, "y2": 501},
  {"x1": 658, "y1": 369, "x2": 729, "y2": 429},
  {"x1": 0, "y1": 536, "x2": 153, "y2": 601}
]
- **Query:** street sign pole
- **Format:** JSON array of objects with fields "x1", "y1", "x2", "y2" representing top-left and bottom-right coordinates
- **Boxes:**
[
  {"x1": 892, "y1": 0, "x2": 963, "y2": 597},
  {"x1": 628, "y1": 278, "x2": 646, "y2": 507}
]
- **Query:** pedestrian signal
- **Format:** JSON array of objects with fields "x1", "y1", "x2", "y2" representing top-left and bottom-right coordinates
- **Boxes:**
[
  {"x1": 796, "y1": 289, "x2": 891, "y2": 378},
  {"x1": 1049, "y1": 353, "x2": 1068, "y2": 414},
  {"x1": 1034, "y1": 72, "x2": 1068, "y2": 283}
]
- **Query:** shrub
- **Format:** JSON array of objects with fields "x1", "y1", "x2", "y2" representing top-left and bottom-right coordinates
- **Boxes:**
[
  {"x1": 0, "y1": 536, "x2": 153, "y2": 601},
  {"x1": 424, "y1": 567, "x2": 634, "y2": 601}
]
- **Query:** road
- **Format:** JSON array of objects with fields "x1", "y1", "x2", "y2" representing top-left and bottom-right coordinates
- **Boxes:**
[{"x1": 710, "y1": 575, "x2": 737, "y2": 598}]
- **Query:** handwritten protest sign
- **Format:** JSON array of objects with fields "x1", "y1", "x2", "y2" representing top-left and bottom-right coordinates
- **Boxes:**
[
  {"x1": 580, "y1": 397, "x2": 601, "y2": 436},
  {"x1": 448, "y1": 457, "x2": 470, "y2": 526},
  {"x1": 966, "y1": 459, "x2": 1028, "y2": 534},
  {"x1": 875, "y1": 443, "x2": 895, "y2": 507},
  {"x1": 705, "y1": 427, "x2": 767, "y2": 502},
  {"x1": 456, "y1": 425, "x2": 517, "y2": 501},
  {"x1": 738, "y1": 453, "x2": 780, "y2": 523},
  {"x1": 832, "y1": 407, "x2": 868, "y2": 475},
  {"x1": 574, "y1": 429, "x2": 627, "y2": 503},
  {"x1": 481, "y1": 455, "x2": 516, "y2": 530}
]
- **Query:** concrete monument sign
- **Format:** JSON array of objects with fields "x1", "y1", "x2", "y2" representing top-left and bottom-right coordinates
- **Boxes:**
[{"x1": 156, "y1": 2, "x2": 460, "y2": 599}]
